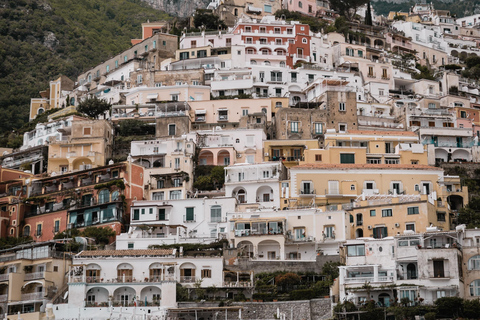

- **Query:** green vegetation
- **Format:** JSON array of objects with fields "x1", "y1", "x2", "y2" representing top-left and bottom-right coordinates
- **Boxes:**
[
  {"x1": 275, "y1": 10, "x2": 333, "y2": 33},
  {"x1": 413, "y1": 64, "x2": 437, "y2": 81},
  {"x1": 328, "y1": 0, "x2": 369, "y2": 21},
  {"x1": 193, "y1": 9, "x2": 227, "y2": 30},
  {"x1": 0, "y1": 236, "x2": 33, "y2": 249},
  {"x1": 54, "y1": 226, "x2": 116, "y2": 247},
  {"x1": 462, "y1": 55, "x2": 480, "y2": 80},
  {"x1": 0, "y1": 0, "x2": 171, "y2": 144},
  {"x1": 116, "y1": 119, "x2": 156, "y2": 136},
  {"x1": 77, "y1": 96, "x2": 111, "y2": 119},
  {"x1": 193, "y1": 165, "x2": 225, "y2": 191}
]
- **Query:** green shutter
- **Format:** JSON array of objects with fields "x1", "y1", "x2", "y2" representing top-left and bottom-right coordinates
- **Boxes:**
[
  {"x1": 186, "y1": 208, "x2": 194, "y2": 221},
  {"x1": 133, "y1": 209, "x2": 139, "y2": 220},
  {"x1": 159, "y1": 209, "x2": 166, "y2": 220},
  {"x1": 340, "y1": 154, "x2": 355, "y2": 164}
]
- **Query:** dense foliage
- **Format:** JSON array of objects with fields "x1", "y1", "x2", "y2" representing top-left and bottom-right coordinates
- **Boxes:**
[
  {"x1": 193, "y1": 9, "x2": 227, "y2": 30},
  {"x1": 193, "y1": 165, "x2": 225, "y2": 191},
  {"x1": 77, "y1": 96, "x2": 111, "y2": 119},
  {"x1": 0, "y1": 0, "x2": 171, "y2": 142}
]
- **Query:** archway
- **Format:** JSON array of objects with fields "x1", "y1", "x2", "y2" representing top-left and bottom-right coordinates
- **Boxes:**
[
  {"x1": 86, "y1": 263, "x2": 102, "y2": 283},
  {"x1": 217, "y1": 150, "x2": 231, "y2": 166},
  {"x1": 256, "y1": 185, "x2": 273, "y2": 203},
  {"x1": 117, "y1": 263, "x2": 134, "y2": 282},
  {"x1": 140, "y1": 286, "x2": 161, "y2": 306},
  {"x1": 72, "y1": 158, "x2": 93, "y2": 171},
  {"x1": 179, "y1": 263, "x2": 196, "y2": 283},
  {"x1": 374, "y1": 39, "x2": 384, "y2": 47},
  {"x1": 232, "y1": 187, "x2": 247, "y2": 204},
  {"x1": 113, "y1": 287, "x2": 136, "y2": 307},
  {"x1": 434, "y1": 148, "x2": 448, "y2": 163},
  {"x1": 452, "y1": 149, "x2": 471, "y2": 162},
  {"x1": 356, "y1": 228, "x2": 364, "y2": 238},
  {"x1": 198, "y1": 150, "x2": 214, "y2": 166},
  {"x1": 86, "y1": 287, "x2": 109, "y2": 306},
  {"x1": 237, "y1": 240, "x2": 254, "y2": 258},
  {"x1": 378, "y1": 293, "x2": 391, "y2": 307},
  {"x1": 149, "y1": 262, "x2": 165, "y2": 282},
  {"x1": 448, "y1": 195, "x2": 464, "y2": 211},
  {"x1": 258, "y1": 240, "x2": 281, "y2": 260},
  {"x1": 153, "y1": 159, "x2": 164, "y2": 168},
  {"x1": 134, "y1": 158, "x2": 151, "y2": 169}
]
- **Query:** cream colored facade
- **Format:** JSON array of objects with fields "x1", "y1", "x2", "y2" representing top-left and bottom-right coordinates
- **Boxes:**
[
  {"x1": 47, "y1": 119, "x2": 114, "y2": 174},
  {"x1": 301, "y1": 130, "x2": 428, "y2": 166},
  {"x1": 0, "y1": 242, "x2": 71, "y2": 319},
  {"x1": 29, "y1": 76, "x2": 75, "y2": 121}
]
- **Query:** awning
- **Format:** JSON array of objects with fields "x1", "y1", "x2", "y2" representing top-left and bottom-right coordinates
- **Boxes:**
[
  {"x1": 217, "y1": 108, "x2": 228, "y2": 111},
  {"x1": 247, "y1": 5, "x2": 262, "y2": 12},
  {"x1": 147, "y1": 94, "x2": 158, "y2": 100},
  {"x1": 195, "y1": 110, "x2": 206, "y2": 115}
]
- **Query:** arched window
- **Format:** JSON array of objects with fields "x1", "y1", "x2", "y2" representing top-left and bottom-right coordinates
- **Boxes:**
[
  {"x1": 275, "y1": 102, "x2": 282, "y2": 108},
  {"x1": 251, "y1": 60, "x2": 257, "y2": 65},
  {"x1": 471, "y1": 280, "x2": 480, "y2": 296},
  {"x1": 302, "y1": 38, "x2": 307, "y2": 44},
  {"x1": 37, "y1": 108, "x2": 44, "y2": 115},
  {"x1": 469, "y1": 255, "x2": 480, "y2": 270},
  {"x1": 262, "y1": 108, "x2": 267, "y2": 114},
  {"x1": 407, "y1": 263, "x2": 417, "y2": 279},
  {"x1": 23, "y1": 225, "x2": 30, "y2": 237},
  {"x1": 234, "y1": 8, "x2": 238, "y2": 16},
  {"x1": 98, "y1": 189, "x2": 110, "y2": 204},
  {"x1": 280, "y1": 61, "x2": 286, "y2": 67},
  {"x1": 350, "y1": 184, "x2": 355, "y2": 190},
  {"x1": 236, "y1": 139, "x2": 240, "y2": 143},
  {"x1": 292, "y1": 96, "x2": 301, "y2": 104},
  {"x1": 111, "y1": 190, "x2": 120, "y2": 201},
  {"x1": 263, "y1": 61, "x2": 271, "y2": 65},
  {"x1": 298, "y1": 1, "x2": 303, "y2": 8}
]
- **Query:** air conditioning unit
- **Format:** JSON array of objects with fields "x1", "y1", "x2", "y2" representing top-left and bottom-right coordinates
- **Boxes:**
[
  {"x1": 367, "y1": 225, "x2": 372, "y2": 230},
  {"x1": 395, "y1": 223, "x2": 400, "y2": 228}
]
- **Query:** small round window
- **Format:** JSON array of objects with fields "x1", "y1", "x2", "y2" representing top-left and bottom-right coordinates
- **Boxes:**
[{"x1": 379, "y1": 247, "x2": 383, "y2": 252}]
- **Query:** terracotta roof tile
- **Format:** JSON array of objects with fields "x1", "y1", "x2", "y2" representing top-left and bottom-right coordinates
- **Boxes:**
[
  {"x1": 77, "y1": 249, "x2": 174, "y2": 257},
  {"x1": 293, "y1": 163, "x2": 439, "y2": 170}
]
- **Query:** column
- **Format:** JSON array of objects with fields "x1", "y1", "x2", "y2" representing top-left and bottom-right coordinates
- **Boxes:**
[{"x1": 373, "y1": 265, "x2": 379, "y2": 283}]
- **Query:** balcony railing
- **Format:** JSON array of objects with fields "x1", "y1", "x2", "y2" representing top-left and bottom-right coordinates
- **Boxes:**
[
  {"x1": 299, "y1": 189, "x2": 316, "y2": 196},
  {"x1": 222, "y1": 281, "x2": 253, "y2": 287},
  {"x1": 0, "y1": 274, "x2": 8, "y2": 281},
  {"x1": 21, "y1": 291, "x2": 44, "y2": 301},
  {"x1": 343, "y1": 276, "x2": 393, "y2": 284},
  {"x1": 0, "y1": 294, "x2": 6, "y2": 302},
  {"x1": 24, "y1": 272, "x2": 45, "y2": 280},
  {"x1": 180, "y1": 276, "x2": 196, "y2": 283}
]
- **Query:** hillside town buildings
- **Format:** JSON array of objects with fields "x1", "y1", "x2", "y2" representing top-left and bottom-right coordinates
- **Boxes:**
[{"x1": 7, "y1": 2, "x2": 480, "y2": 319}]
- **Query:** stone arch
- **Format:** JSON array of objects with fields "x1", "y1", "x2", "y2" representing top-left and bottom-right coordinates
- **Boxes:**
[
  {"x1": 217, "y1": 149, "x2": 231, "y2": 166},
  {"x1": 434, "y1": 148, "x2": 448, "y2": 163},
  {"x1": 237, "y1": 240, "x2": 254, "y2": 257},
  {"x1": 72, "y1": 157, "x2": 93, "y2": 171},
  {"x1": 134, "y1": 158, "x2": 151, "y2": 169},
  {"x1": 232, "y1": 187, "x2": 247, "y2": 204},
  {"x1": 199, "y1": 150, "x2": 214, "y2": 166},
  {"x1": 113, "y1": 286, "x2": 136, "y2": 306},
  {"x1": 256, "y1": 185, "x2": 273, "y2": 203},
  {"x1": 452, "y1": 149, "x2": 471, "y2": 162},
  {"x1": 140, "y1": 286, "x2": 161, "y2": 306},
  {"x1": 179, "y1": 262, "x2": 197, "y2": 283},
  {"x1": 356, "y1": 228, "x2": 363, "y2": 238},
  {"x1": 86, "y1": 287, "x2": 109, "y2": 306},
  {"x1": 258, "y1": 239, "x2": 281, "y2": 260}
]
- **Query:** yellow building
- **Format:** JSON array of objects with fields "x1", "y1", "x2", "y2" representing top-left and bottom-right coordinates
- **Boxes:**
[
  {"x1": 47, "y1": 118, "x2": 113, "y2": 174},
  {"x1": 301, "y1": 130, "x2": 428, "y2": 166},
  {"x1": 29, "y1": 76, "x2": 74, "y2": 121},
  {"x1": 263, "y1": 139, "x2": 322, "y2": 168},
  {"x1": 0, "y1": 241, "x2": 71, "y2": 319}
]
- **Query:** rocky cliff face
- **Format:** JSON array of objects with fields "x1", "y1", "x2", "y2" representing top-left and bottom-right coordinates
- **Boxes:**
[{"x1": 140, "y1": 0, "x2": 211, "y2": 17}]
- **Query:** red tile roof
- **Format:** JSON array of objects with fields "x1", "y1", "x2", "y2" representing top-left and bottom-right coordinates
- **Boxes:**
[{"x1": 347, "y1": 130, "x2": 417, "y2": 136}]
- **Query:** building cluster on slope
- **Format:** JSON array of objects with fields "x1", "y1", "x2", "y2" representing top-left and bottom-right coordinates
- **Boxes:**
[{"x1": 4, "y1": 1, "x2": 480, "y2": 319}]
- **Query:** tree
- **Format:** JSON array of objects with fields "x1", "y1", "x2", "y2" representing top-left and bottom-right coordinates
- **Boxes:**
[
  {"x1": 81, "y1": 226, "x2": 116, "y2": 245},
  {"x1": 364, "y1": 2, "x2": 373, "y2": 25},
  {"x1": 434, "y1": 297, "x2": 464, "y2": 318},
  {"x1": 322, "y1": 261, "x2": 343, "y2": 284},
  {"x1": 193, "y1": 10, "x2": 227, "y2": 30},
  {"x1": 77, "y1": 96, "x2": 111, "y2": 119},
  {"x1": 275, "y1": 273, "x2": 301, "y2": 292},
  {"x1": 329, "y1": 0, "x2": 369, "y2": 21}
]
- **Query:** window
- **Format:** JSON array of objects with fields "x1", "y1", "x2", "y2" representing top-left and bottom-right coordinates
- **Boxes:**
[
  {"x1": 302, "y1": 38, "x2": 307, "y2": 44},
  {"x1": 339, "y1": 102, "x2": 346, "y2": 111},
  {"x1": 115, "y1": 60, "x2": 118, "y2": 68},
  {"x1": 406, "y1": 223, "x2": 415, "y2": 231},
  {"x1": 315, "y1": 154, "x2": 322, "y2": 162},
  {"x1": 36, "y1": 224, "x2": 42, "y2": 237},
  {"x1": 461, "y1": 110, "x2": 467, "y2": 118},
  {"x1": 174, "y1": 158, "x2": 180, "y2": 169},
  {"x1": 201, "y1": 269, "x2": 212, "y2": 278},
  {"x1": 211, "y1": 206, "x2": 221, "y2": 222},
  {"x1": 339, "y1": 124, "x2": 347, "y2": 132},
  {"x1": 24, "y1": 225, "x2": 30, "y2": 237},
  {"x1": 137, "y1": 74, "x2": 143, "y2": 84},
  {"x1": 158, "y1": 208, "x2": 166, "y2": 220},
  {"x1": 469, "y1": 255, "x2": 480, "y2": 270},
  {"x1": 373, "y1": 226, "x2": 387, "y2": 239},
  {"x1": 186, "y1": 207, "x2": 195, "y2": 221},
  {"x1": 295, "y1": 227, "x2": 306, "y2": 240},
  {"x1": 168, "y1": 124, "x2": 176, "y2": 136},
  {"x1": 437, "y1": 212, "x2": 446, "y2": 222},
  {"x1": 242, "y1": 109, "x2": 248, "y2": 116},
  {"x1": 428, "y1": 103, "x2": 436, "y2": 109},
  {"x1": 407, "y1": 207, "x2": 419, "y2": 215},
  {"x1": 274, "y1": 28, "x2": 281, "y2": 34},
  {"x1": 382, "y1": 209, "x2": 393, "y2": 217},
  {"x1": 98, "y1": 189, "x2": 110, "y2": 204},
  {"x1": 290, "y1": 121, "x2": 299, "y2": 133},
  {"x1": 54, "y1": 220, "x2": 60, "y2": 233},
  {"x1": 358, "y1": 50, "x2": 363, "y2": 57},
  {"x1": 370, "y1": 210, "x2": 376, "y2": 217},
  {"x1": 170, "y1": 190, "x2": 181, "y2": 199},
  {"x1": 245, "y1": 26, "x2": 251, "y2": 32},
  {"x1": 83, "y1": 127, "x2": 91, "y2": 135},
  {"x1": 106, "y1": 65, "x2": 110, "y2": 73},
  {"x1": 347, "y1": 245, "x2": 365, "y2": 256},
  {"x1": 128, "y1": 243, "x2": 134, "y2": 249},
  {"x1": 271, "y1": 71, "x2": 282, "y2": 82},
  {"x1": 340, "y1": 154, "x2": 355, "y2": 164}
]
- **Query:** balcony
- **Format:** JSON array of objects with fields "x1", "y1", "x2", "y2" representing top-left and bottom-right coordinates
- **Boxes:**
[
  {"x1": 180, "y1": 276, "x2": 196, "y2": 283},
  {"x1": 0, "y1": 274, "x2": 8, "y2": 282},
  {"x1": 183, "y1": 215, "x2": 196, "y2": 223},
  {"x1": 428, "y1": 271, "x2": 450, "y2": 279},
  {"x1": 343, "y1": 276, "x2": 393, "y2": 284},
  {"x1": 222, "y1": 281, "x2": 253, "y2": 287},
  {"x1": 299, "y1": 189, "x2": 316, "y2": 197},
  {"x1": 218, "y1": 115, "x2": 228, "y2": 121},
  {"x1": 326, "y1": 189, "x2": 342, "y2": 197},
  {"x1": 24, "y1": 272, "x2": 45, "y2": 280},
  {"x1": 66, "y1": 152, "x2": 77, "y2": 158},
  {"x1": 0, "y1": 294, "x2": 6, "y2": 302},
  {"x1": 21, "y1": 291, "x2": 44, "y2": 301}
]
